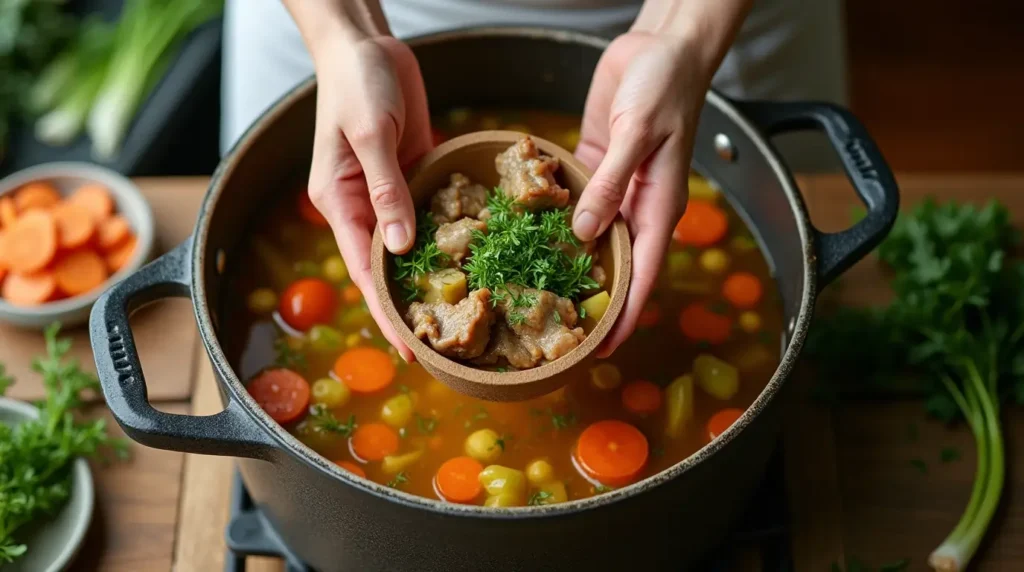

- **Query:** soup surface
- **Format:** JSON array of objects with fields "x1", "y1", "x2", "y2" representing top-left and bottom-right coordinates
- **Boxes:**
[{"x1": 222, "y1": 109, "x2": 781, "y2": 507}]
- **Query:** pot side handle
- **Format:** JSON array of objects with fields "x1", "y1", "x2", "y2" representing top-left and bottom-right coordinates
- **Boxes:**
[
  {"x1": 732, "y1": 100, "x2": 900, "y2": 287},
  {"x1": 89, "y1": 242, "x2": 275, "y2": 460}
]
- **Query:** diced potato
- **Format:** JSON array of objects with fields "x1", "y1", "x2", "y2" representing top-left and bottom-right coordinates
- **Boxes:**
[
  {"x1": 666, "y1": 250, "x2": 694, "y2": 277},
  {"x1": 247, "y1": 288, "x2": 277, "y2": 314},
  {"x1": 580, "y1": 291, "x2": 611, "y2": 323},
  {"x1": 382, "y1": 449, "x2": 424, "y2": 474},
  {"x1": 465, "y1": 429, "x2": 503, "y2": 463},
  {"x1": 526, "y1": 459, "x2": 554, "y2": 485},
  {"x1": 479, "y1": 465, "x2": 527, "y2": 499},
  {"x1": 484, "y1": 491, "x2": 523, "y2": 508},
  {"x1": 694, "y1": 354, "x2": 739, "y2": 400},
  {"x1": 688, "y1": 174, "x2": 719, "y2": 202},
  {"x1": 311, "y1": 378, "x2": 350, "y2": 409},
  {"x1": 322, "y1": 255, "x2": 348, "y2": 283},
  {"x1": 699, "y1": 248, "x2": 730, "y2": 274},
  {"x1": 381, "y1": 394, "x2": 415, "y2": 428},
  {"x1": 418, "y1": 269, "x2": 468, "y2": 304},
  {"x1": 536, "y1": 480, "x2": 568, "y2": 504},
  {"x1": 345, "y1": 333, "x2": 362, "y2": 348},
  {"x1": 589, "y1": 363, "x2": 622, "y2": 391},
  {"x1": 308, "y1": 325, "x2": 343, "y2": 352},
  {"x1": 739, "y1": 312, "x2": 762, "y2": 333},
  {"x1": 664, "y1": 375, "x2": 695, "y2": 438}
]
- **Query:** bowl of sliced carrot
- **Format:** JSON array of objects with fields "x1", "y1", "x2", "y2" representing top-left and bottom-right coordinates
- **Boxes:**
[{"x1": 0, "y1": 162, "x2": 154, "y2": 329}]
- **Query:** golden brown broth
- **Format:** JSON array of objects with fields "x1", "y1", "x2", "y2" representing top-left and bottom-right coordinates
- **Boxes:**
[{"x1": 221, "y1": 109, "x2": 782, "y2": 506}]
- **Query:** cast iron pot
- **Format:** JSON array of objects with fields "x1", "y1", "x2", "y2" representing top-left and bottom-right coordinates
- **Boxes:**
[{"x1": 90, "y1": 28, "x2": 898, "y2": 571}]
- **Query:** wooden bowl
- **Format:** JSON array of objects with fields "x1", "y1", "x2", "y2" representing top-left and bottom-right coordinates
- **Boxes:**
[{"x1": 371, "y1": 131, "x2": 631, "y2": 401}]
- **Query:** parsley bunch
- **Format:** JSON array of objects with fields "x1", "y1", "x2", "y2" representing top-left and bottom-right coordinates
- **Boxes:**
[
  {"x1": 807, "y1": 200, "x2": 1024, "y2": 571},
  {"x1": 0, "y1": 324, "x2": 128, "y2": 563},
  {"x1": 393, "y1": 214, "x2": 449, "y2": 301}
]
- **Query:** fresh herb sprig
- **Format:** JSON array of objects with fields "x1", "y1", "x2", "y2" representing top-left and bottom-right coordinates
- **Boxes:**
[
  {"x1": 393, "y1": 213, "x2": 449, "y2": 301},
  {"x1": 0, "y1": 324, "x2": 128, "y2": 563},
  {"x1": 807, "y1": 199, "x2": 1024, "y2": 572},
  {"x1": 274, "y1": 337, "x2": 307, "y2": 371},
  {"x1": 308, "y1": 406, "x2": 357, "y2": 437}
]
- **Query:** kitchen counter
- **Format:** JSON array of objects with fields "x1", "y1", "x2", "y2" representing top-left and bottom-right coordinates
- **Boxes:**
[{"x1": 2, "y1": 175, "x2": 1020, "y2": 571}]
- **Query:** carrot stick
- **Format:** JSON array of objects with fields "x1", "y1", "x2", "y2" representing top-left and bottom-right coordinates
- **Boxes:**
[
  {"x1": 68, "y1": 184, "x2": 115, "y2": 221},
  {"x1": 53, "y1": 202, "x2": 97, "y2": 250},
  {"x1": 97, "y1": 215, "x2": 131, "y2": 251},
  {"x1": 14, "y1": 182, "x2": 61, "y2": 212},
  {"x1": 621, "y1": 380, "x2": 663, "y2": 415},
  {"x1": 105, "y1": 234, "x2": 137, "y2": 273},
  {"x1": 678, "y1": 303, "x2": 733, "y2": 345},
  {"x1": 707, "y1": 408, "x2": 744, "y2": 440},
  {"x1": 673, "y1": 200, "x2": 728, "y2": 247},
  {"x1": 3, "y1": 210, "x2": 57, "y2": 274},
  {"x1": 2, "y1": 272, "x2": 58, "y2": 307},
  {"x1": 574, "y1": 420, "x2": 648, "y2": 487},
  {"x1": 246, "y1": 368, "x2": 310, "y2": 424},
  {"x1": 722, "y1": 272, "x2": 763, "y2": 309},
  {"x1": 351, "y1": 423, "x2": 400, "y2": 461},
  {"x1": 0, "y1": 197, "x2": 17, "y2": 228},
  {"x1": 434, "y1": 456, "x2": 484, "y2": 503},
  {"x1": 53, "y1": 250, "x2": 109, "y2": 296},
  {"x1": 335, "y1": 460, "x2": 367, "y2": 478},
  {"x1": 334, "y1": 347, "x2": 396, "y2": 393}
]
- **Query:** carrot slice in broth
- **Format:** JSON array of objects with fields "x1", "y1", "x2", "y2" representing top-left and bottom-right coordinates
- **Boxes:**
[
  {"x1": 351, "y1": 423, "x2": 399, "y2": 461},
  {"x1": 334, "y1": 347, "x2": 396, "y2": 393},
  {"x1": 574, "y1": 420, "x2": 648, "y2": 487},
  {"x1": 435, "y1": 456, "x2": 483, "y2": 503}
]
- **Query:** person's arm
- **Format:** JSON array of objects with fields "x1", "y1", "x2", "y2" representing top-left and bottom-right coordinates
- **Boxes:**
[{"x1": 573, "y1": 0, "x2": 753, "y2": 357}]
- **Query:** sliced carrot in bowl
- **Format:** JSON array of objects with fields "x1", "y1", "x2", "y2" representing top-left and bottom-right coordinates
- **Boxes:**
[
  {"x1": 105, "y1": 234, "x2": 137, "y2": 273},
  {"x1": 54, "y1": 250, "x2": 109, "y2": 297},
  {"x1": 2, "y1": 272, "x2": 58, "y2": 307},
  {"x1": 53, "y1": 202, "x2": 97, "y2": 250},
  {"x1": 68, "y1": 184, "x2": 115, "y2": 221},
  {"x1": 0, "y1": 197, "x2": 17, "y2": 228},
  {"x1": 3, "y1": 210, "x2": 57, "y2": 274},
  {"x1": 98, "y1": 215, "x2": 131, "y2": 251},
  {"x1": 14, "y1": 182, "x2": 61, "y2": 212}
]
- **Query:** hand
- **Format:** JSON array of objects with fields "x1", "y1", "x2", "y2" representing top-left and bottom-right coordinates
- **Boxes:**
[
  {"x1": 573, "y1": 31, "x2": 713, "y2": 358},
  {"x1": 306, "y1": 35, "x2": 431, "y2": 362}
]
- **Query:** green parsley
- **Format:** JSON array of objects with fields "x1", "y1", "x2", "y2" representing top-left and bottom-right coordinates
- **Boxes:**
[
  {"x1": 593, "y1": 484, "x2": 614, "y2": 493},
  {"x1": 578, "y1": 305, "x2": 587, "y2": 320},
  {"x1": 415, "y1": 413, "x2": 438, "y2": 435},
  {"x1": 387, "y1": 472, "x2": 409, "y2": 489},
  {"x1": 527, "y1": 490, "x2": 553, "y2": 506},
  {"x1": 551, "y1": 411, "x2": 576, "y2": 430},
  {"x1": 273, "y1": 337, "x2": 306, "y2": 371},
  {"x1": 393, "y1": 213, "x2": 449, "y2": 301},
  {"x1": 309, "y1": 406, "x2": 357, "y2": 437},
  {"x1": 463, "y1": 406, "x2": 490, "y2": 430}
]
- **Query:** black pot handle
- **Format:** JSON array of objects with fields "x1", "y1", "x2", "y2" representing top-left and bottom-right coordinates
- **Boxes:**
[
  {"x1": 732, "y1": 100, "x2": 900, "y2": 286},
  {"x1": 90, "y1": 242, "x2": 276, "y2": 459}
]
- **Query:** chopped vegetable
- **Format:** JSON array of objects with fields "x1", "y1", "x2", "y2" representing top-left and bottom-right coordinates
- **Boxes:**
[
  {"x1": 664, "y1": 375, "x2": 695, "y2": 438},
  {"x1": 478, "y1": 464, "x2": 527, "y2": 501},
  {"x1": 525, "y1": 459, "x2": 554, "y2": 485},
  {"x1": 579, "y1": 290, "x2": 611, "y2": 324},
  {"x1": 589, "y1": 363, "x2": 622, "y2": 391},
  {"x1": 687, "y1": 174, "x2": 719, "y2": 202},
  {"x1": 334, "y1": 347, "x2": 396, "y2": 393},
  {"x1": 574, "y1": 420, "x2": 648, "y2": 486},
  {"x1": 279, "y1": 278, "x2": 338, "y2": 331},
  {"x1": 673, "y1": 200, "x2": 728, "y2": 246},
  {"x1": 0, "y1": 198, "x2": 17, "y2": 228},
  {"x1": 246, "y1": 368, "x2": 310, "y2": 424},
  {"x1": 621, "y1": 380, "x2": 663, "y2": 415},
  {"x1": 351, "y1": 423, "x2": 400, "y2": 461},
  {"x1": 97, "y1": 215, "x2": 131, "y2": 251},
  {"x1": 104, "y1": 235, "x2": 137, "y2": 272},
  {"x1": 666, "y1": 250, "x2": 694, "y2": 276},
  {"x1": 311, "y1": 378, "x2": 350, "y2": 409},
  {"x1": 393, "y1": 215, "x2": 449, "y2": 301},
  {"x1": 382, "y1": 449, "x2": 424, "y2": 474},
  {"x1": 322, "y1": 255, "x2": 348, "y2": 283},
  {"x1": 534, "y1": 480, "x2": 568, "y2": 504},
  {"x1": 67, "y1": 184, "x2": 114, "y2": 222},
  {"x1": 694, "y1": 354, "x2": 739, "y2": 400},
  {"x1": 2, "y1": 272, "x2": 57, "y2": 307},
  {"x1": 418, "y1": 268, "x2": 468, "y2": 304},
  {"x1": 272, "y1": 337, "x2": 306, "y2": 371},
  {"x1": 53, "y1": 249, "x2": 108, "y2": 296},
  {"x1": 679, "y1": 303, "x2": 732, "y2": 344},
  {"x1": 380, "y1": 394, "x2": 414, "y2": 428},
  {"x1": 3, "y1": 210, "x2": 57, "y2": 274},
  {"x1": 464, "y1": 428, "x2": 503, "y2": 463},
  {"x1": 14, "y1": 183, "x2": 61, "y2": 212},
  {"x1": 335, "y1": 460, "x2": 366, "y2": 478},
  {"x1": 307, "y1": 407, "x2": 357, "y2": 437},
  {"x1": 484, "y1": 491, "x2": 522, "y2": 507},
  {"x1": 722, "y1": 272, "x2": 763, "y2": 309},
  {"x1": 436, "y1": 456, "x2": 485, "y2": 503},
  {"x1": 707, "y1": 408, "x2": 743, "y2": 440},
  {"x1": 698, "y1": 248, "x2": 730, "y2": 274},
  {"x1": 738, "y1": 311, "x2": 762, "y2": 334}
]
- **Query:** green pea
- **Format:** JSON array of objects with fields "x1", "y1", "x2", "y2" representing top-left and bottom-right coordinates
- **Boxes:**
[{"x1": 308, "y1": 325, "x2": 343, "y2": 352}]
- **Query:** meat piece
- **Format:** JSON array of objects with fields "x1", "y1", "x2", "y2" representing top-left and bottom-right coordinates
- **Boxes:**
[
  {"x1": 435, "y1": 218, "x2": 487, "y2": 264},
  {"x1": 497, "y1": 286, "x2": 585, "y2": 363},
  {"x1": 495, "y1": 137, "x2": 569, "y2": 210},
  {"x1": 471, "y1": 320, "x2": 543, "y2": 369},
  {"x1": 431, "y1": 173, "x2": 490, "y2": 224},
  {"x1": 406, "y1": 289, "x2": 494, "y2": 360},
  {"x1": 588, "y1": 264, "x2": 607, "y2": 289}
]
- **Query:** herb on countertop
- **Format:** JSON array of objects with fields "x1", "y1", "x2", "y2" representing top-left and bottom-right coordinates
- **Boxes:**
[
  {"x1": 806, "y1": 199, "x2": 1024, "y2": 572},
  {"x1": 309, "y1": 407, "x2": 357, "y2": 437},
  {"x1": 0, "y1": 324, "x2": 128, "y2": 563}
]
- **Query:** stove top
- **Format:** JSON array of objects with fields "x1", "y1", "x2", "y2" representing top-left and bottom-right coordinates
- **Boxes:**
[{"x1": 224, "y1": 447, "x2": 792, "y2": 572}]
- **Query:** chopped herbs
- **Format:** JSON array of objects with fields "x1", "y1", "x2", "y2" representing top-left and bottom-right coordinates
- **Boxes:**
[
  {"x1": 593, "y1": 484, "x2": 614, "y2": 493},
  {"x1": 415, "y1": 413, "x2": 438, "y2": 435},
  {"x1": 463, "y1": 406, "x2": 490, "y2": 430},
  {"x1": 551, "y1": 411, "x2": 576, "y2": 430},
  {"x1": 309, "y1": 406, "x2": 357, "y2": 437},
  {"x1": 493, "y1": 434, "x2": 510, "y2": 452},
  {"x1": 578, "y1": 305, "x2": 587, "y2": 320},
  {"x1": 393, "y1": 213, "x2": 449, "y2": 301},
  {"x1": 387, "y1": 472, "x2": 409, "y2": 489},
  {"x1": 496, "y1": 367, "x2": 508, "y2": 373},
  {"x1": 527, "y1": 490, "x2": 553, "y2": 506},
  {"x1": 273, "y1": 337, "x2": 307, "y2": 371}
]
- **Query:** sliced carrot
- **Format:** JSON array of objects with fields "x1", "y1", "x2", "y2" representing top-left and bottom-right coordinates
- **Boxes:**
[
  {"x1": 673, "y1": 200, "x2": 728, "y2": 247},
  {"x1": 2, "y1": 272, "x2": 58, "y2": 307},
  {"x1": 247, "y1": 368, "x2": 311, "y2": 424},
  {"x1": 434, "y1": 456, "x2": 483, "y2": 503},
  {"x1": 105, "y1": 234, "x2": 137, "y2": 273},
  {"x1": 334, "y1": 347, "x2": 396, "y2": 393},
  {"x1": 621, "y1": 380, "x2": 663, "y2": 415},
  {"x1": 68, "y1": 184, "x2": 114, "y2": 221},
  {"x1": 707, "y1": 408, "x2": 744, "y2": 440},
  {"x1": 0, "y1": 196, "x2": 18, "y2": 228},
  {"x1": 335, "y1": 460, "x2": 367, "y2": 478},
  {"x1": 722, "y1": 272, "x2": 763, "y2": 309},
  {"x1": 3, "y1": 210, "x2": 57, "y2": 274},
  {"x1": 341, "y1": 284, "x2": 362, "y2": 305},
  {"x1": 97, "y1": 215, "x2": 131, "y2": 251},
  {"x1": 53, "y1": 202, "x2": 97, "y2": 250},
  {"x1": 574, "y1": 420, "x2": 649, "y2": 487},
  {"x1": 679, "y1": 303, "x2": 733, "y2": 345},
  {"x1": 14, "y1": 182, "x2": 61, "y2": 212},
  {"x1": 637, "y1": 301, "x2": 661, "y2": 328},
  {"x1": 297, "y1": 192, "x2": 329, "y2": 227},
  {"x1": 351, "y1": 422, "x2": 399, "y2": 461},
  {"x1": 53, "y1": 250, "x2": 108, "y2": 296}
]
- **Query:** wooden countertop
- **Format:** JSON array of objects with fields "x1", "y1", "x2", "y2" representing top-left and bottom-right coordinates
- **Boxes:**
[{"x1": 2, "y1": 175, "x2": 1020, "y2": 571}]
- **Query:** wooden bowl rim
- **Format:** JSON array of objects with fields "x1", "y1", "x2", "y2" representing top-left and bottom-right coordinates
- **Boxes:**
[{"x1": 371, "y1": 131, "x2": 631, "y2": 399}]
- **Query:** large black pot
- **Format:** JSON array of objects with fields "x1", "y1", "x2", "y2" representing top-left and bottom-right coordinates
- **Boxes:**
[{"x1": 91, "y1": 28, "x2": 898, "y2": 571}]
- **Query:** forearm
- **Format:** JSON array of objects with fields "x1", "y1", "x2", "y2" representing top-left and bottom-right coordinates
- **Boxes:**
[
  {"x1": 633, "y1": 0, "x2": 754, "y2": 78},
  {"x1": 282, "y1": 0, "x2": 390, "y2": 63}
]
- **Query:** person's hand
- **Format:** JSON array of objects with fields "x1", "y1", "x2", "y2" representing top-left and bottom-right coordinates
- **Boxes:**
[
  {"x1": 573, "y1": 31, "x2": 715, "y2": 358},
  {"x1": 306, "y1": 34, "x2": 431, "y2": 362}
]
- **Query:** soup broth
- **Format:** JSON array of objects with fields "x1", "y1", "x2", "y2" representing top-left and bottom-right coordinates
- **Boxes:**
[{"x1": 221, "y1": 109, "x2": 781, "y2": 507}]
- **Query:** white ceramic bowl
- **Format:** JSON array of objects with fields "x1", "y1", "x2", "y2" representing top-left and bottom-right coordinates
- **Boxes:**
[
  {"x1": 0, "y1": 163, "x2": 155, "y2": 329},
  {"x1": 0, "y1": 397, "x2": 94, "y2": 572}
]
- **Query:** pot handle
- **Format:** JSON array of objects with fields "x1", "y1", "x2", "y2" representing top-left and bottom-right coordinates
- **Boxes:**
[
  {"x1": 90, "y1": 242, "x2": 275, "y2": 460},
  {"x1": 732, "y1": 100, "x2": 900, "y2": 286}
]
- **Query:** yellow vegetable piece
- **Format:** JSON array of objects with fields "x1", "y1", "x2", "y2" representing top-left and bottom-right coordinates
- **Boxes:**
[
  {"x1": 382, "y1": 449, "x2": 424, "y2": 474},
  {"x1": 666, "y1": 250, "x2": 694, "y2": 277},
  {"x1": 447, "y1": 108, "x2": 471, "y2": 125},
  {"x1": 534, "y1": 480, "x2": 568, "y2": 505},
  {"x1": 484, "y1": 491, "x2": 523, "y2": 508},
  {"x1": 664, "y1": 375, "x2": 695, "y2": 438},
  {"x1": 465, "y1": 429, "x2": 503, "y2": 463},
  {"x1": 739, "y1": 311, "x2": 762, "y2": 333},
  {"x1": 699, "y1": 248, "x2": 730, "y2": 274},
  {"x1": 381, "y1": 394, "x2": 414, "y2": 428},
  {"x1": 311, "y1": 378, "x2": 350, "y2": 409},
  {"x1": 730, "y1": 235, "x2": 757, "y2": 253},
  {"x1": 479, "y1": 465, "x2": 527, "y2": 498},
  {"x1": 525, "y1": 459, "x2": 555, "y2": 485},
  {"x1": 338, "y1": 306, "x2": 373, "y2": 329},
  {"x1": 694, "y1": 354, "x2": 740, "y2": 400},
  {"x1": 308, "y1": 325, "x2": 343, "y2": 352},
  {"x1": 322, "y1": 255, "x2": 348, "y2": 283},
  {"x1": 246, "y1": 288, "x2": 277, "y2": 314},
  {"x1": 418, "y1": 269, "x2": 468, "y2": 304},
  {"x1": 562, "y1": 129, "x2": 581, "y2": 151},
  {"x1": 589, "y1": 363, "x2": 622, "y2": 391},
  {"x1": 580, "y1": 291, "x2": 611, "y2": 323},
  {"x1": 294, "y1": 418, "x2": 339, "y2": 452},
  {"x1": 345, "y1": 333, "x2": 362, "y2": 348},
  {"x1": 688, "y1": 174, "x2": 719, "y2": 202},
  {"x1": 730, "y1": 344, "x2": 776, "y2": 373}
]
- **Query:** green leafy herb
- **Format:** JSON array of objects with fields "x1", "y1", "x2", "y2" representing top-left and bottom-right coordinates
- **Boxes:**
[
  {"x1": 463, "y1": 406, "x2": 490, "y2": 430},
  {"x1": 940, "y1": 447, "x2": 961, "y2": 463},
  {"x1": 551, "y1": 411, "x2": 576, "y2": 430},
  {"x1": 493, "y1": 434, "x2": 510, "y2": 452},
  {"x1": 0, "y1": 324, "x2": 129, "y2": 563},
  {"x1": 527, "y1": 490, "x2": 553, "y2": 506},
  {"x1": 495, "y1": 367, "x2": 508, "y2": 373},
  {"x1": 910, "y1": 459, "x2": 928, "y2": 474},
  {"x1": 578, "y1": 305, "x2": 587, "y2": 320},
  {"x1": 309, "y1": 406, "x2": 357, "y2": 437},
  {"x1": 593, "y1": 484, "x2": 614, "y2": 494},
  {"x1": 273, "y1": 337, "x2": 307, "y2": 371},
  {"x1": 387, "y1": 472, "x2": 409, "y2": 489},
  {"x1": 393, "y1": 213, "x2": 449, "y2": 301},
  {"x1": 415, "y1": 413, "x2": 438, "y2": 435}
]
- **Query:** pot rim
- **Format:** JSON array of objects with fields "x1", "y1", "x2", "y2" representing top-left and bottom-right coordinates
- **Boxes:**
[{"x1": 193, "y1": 26, "x2": 816, "y2": 518}]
